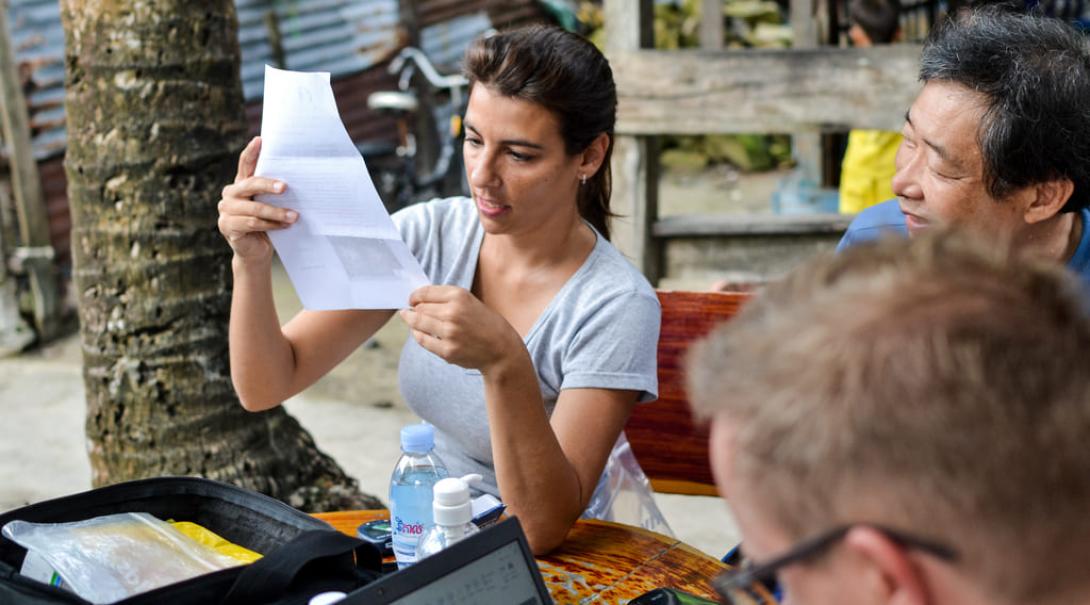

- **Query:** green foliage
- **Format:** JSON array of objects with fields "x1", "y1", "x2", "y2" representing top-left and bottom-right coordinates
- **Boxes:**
[
  {"x1": 654, "y1": 1, "x2": 701, "y2": 49},
  {"x1": 656, "y1": 0, "x2": 789, "y2": 49},
  {"x1": 665, "y1": 134, "x2": 792, "y2": 172},
  {"x1": 578, "y1": 1, "x2": 793, "y2": 172}
]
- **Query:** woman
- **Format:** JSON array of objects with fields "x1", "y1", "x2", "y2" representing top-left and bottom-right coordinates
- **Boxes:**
[{"x1": 217, "y1": 26, "x2": 660, "y2": 554}]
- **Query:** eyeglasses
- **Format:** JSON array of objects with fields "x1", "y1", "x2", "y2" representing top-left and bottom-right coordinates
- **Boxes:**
[{"x1": 712, "y1": 524, "x2": 959, "y2": 604}]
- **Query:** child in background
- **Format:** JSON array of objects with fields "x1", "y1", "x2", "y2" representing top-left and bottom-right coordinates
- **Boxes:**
[{"x1": 838, "y1": 0, "x2": 902, "y2": 214}]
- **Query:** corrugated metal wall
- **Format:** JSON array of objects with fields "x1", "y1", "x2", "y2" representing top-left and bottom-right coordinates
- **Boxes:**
[
  {"x1": 4, "y1": 0, "x2": 549, "y2": 270},
  {"x1": 7, "y1": 0, "x2": 67, "y2": 265},
  {"x1": 236, "y1": 0, "x2": 401, "y2": 100},
  {"x1": 420, "y1": 0, "x2": 548, "y2": 28},
  {"x1": 8, "y1": 0, "x2": 66, "y2": 160},
  {"x1": 420, "y1": 10, "x2": 493, "y2": 71},
  {"x1": 8, "y1": 0, "x2": 406, "y2": 160},
  {"x1": 7, "y1": 0, "x2": 548, "y2": 160},
  {"x1": 419, "y1": 0, "x2": 549, "y2": 70},
  {"x1": 37, "y1": 156, "x2": 68, "y2": 264}
]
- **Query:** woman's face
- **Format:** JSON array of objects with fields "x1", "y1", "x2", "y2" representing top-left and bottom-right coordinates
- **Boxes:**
[{"x1": 462, "y1": 84, "x2": 585, "y2": 237}]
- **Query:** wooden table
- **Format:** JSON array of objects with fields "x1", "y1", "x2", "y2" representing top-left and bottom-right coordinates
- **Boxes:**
[{"x1": 313, "y1": 510, "x2": 774, "y2": 604}]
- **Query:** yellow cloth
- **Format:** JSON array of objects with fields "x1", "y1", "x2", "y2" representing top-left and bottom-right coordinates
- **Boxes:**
[
  {"x1": 838, "y1": 130, "x2": 902, "y2": 214},
  {"x1": 169, "y1": 521, "x2": 263, "y2": 564}
]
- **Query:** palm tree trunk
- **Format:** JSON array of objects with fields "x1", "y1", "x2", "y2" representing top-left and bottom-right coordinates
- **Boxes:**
[{"x1": 59, "y1": 0, "x2": 381, "y2": 512}]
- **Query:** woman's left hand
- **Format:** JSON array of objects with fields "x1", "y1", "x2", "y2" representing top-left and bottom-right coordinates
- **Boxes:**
[{"x1": 399, "y1": 286, "x2": 522, "y2": 373}]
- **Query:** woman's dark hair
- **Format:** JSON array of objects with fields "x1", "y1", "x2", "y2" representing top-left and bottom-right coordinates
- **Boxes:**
[
  {"x1": 920, "y1": 5, "x2": 1090, "y2": 212},
  {"x1": 463, "y1": 25, "x2": 617, "y2": 240}
]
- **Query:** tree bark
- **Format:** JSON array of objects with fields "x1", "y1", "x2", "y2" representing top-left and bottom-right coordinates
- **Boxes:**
[{"x1": 59, "y1": 0, "x2": 381, "y2": 512}]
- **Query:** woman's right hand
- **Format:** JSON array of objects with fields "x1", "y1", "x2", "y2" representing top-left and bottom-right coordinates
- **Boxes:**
[{"x1": 218, "y1": 136, "x2": 298, "y2": 262}]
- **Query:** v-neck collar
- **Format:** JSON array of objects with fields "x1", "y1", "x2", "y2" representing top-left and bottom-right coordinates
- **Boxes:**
[{"x1": 460, "y1": 221, "x2": 603, "y2": 346}]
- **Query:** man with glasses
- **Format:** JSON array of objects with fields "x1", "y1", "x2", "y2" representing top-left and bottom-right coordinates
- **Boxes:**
[
  {"x1": 687, "y1": 231, "x2": 1090, "y2": 604},
  {"x1": 837, "y1": 6, "x2": 1090, "y2": 285}
]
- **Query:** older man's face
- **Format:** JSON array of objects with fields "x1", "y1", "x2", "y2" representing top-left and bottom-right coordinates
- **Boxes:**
[{"x1": 891, "y1": 80, "x2": 1033, "y2": 238}]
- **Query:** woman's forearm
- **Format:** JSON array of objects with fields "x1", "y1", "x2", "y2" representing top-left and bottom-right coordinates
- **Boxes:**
[
  {"x1": 229, "y1": 255, "x2": 297, "y2": 411},
  {"x1": 483, "y1": 349, "x2": 585, "y2": 554}
]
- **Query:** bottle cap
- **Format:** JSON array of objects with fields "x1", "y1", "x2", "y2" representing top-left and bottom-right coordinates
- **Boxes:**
[
  {"x1": 400, "y1": 423, "x2": 435, "y2": 453},
  {"x1": 432, "y1": 474, "x2": 482, "y2": 527}
]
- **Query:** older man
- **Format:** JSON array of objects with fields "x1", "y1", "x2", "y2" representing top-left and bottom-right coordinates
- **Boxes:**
[
  {"x1": 688, "y1": 232, "x2": 1090, "y2": 604},
  {"x1": 838, "y1": 6, "x2": 1090, "y2": 281}
]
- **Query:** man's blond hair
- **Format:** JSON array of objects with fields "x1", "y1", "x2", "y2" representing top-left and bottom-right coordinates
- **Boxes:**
[{"x1": 687, "y1": 232, "x2": 1090, "y2": 602}]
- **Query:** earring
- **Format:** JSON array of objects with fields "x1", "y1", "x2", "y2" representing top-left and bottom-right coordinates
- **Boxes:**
[{"x1": 580, "y1": 174, "x2": 587, "y2": 186}]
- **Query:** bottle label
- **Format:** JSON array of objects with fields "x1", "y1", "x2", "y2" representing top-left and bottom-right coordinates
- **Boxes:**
[
  {"x1": 389, "y1": 482, "x2": 434, "y2": 568},
  {"x1": 392, "y1": 515, "x2": 426, "y2": 567},
  {"x1": 394, "y1": 517, "x2": 426, "y2": 537}
]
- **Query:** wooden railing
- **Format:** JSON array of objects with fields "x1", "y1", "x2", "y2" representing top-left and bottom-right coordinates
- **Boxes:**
[{"x1": 604, "y1": 0, "x2": 921, "y2": 284}]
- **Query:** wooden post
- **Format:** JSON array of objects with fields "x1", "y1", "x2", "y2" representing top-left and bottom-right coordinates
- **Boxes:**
[
  {"x1": 790, "y1": 0, "x2": 823, "y2": 187},
  {"x1": 396, "y1": 0, "x2": 442, "y2": 196},
  {"x1": 701, "y1": 0, "x2": 724, "y2": 50},
  {"x1": 0, "y1": 1, "x2": 60, "y2": 341},
  {"x1": 791, "y1": 0, "x2": 819, "y2": 50},
  {"x1": 605, "y1": 0, "x2": 662, "y2": 284},
  {"x1": 0, "y1": 176, "x2": 32, "y2": 355},
  {"x1": 262, "y1": 11, "x2": 286, "y2": 69},
  {"x1": 398, "y1": 0, "x2": 420, "y2": 45}
]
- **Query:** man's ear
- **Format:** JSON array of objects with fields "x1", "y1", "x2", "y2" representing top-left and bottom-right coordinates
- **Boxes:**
[
  {"x1": 578, "y1": 132, "x2": 611, "y2": 179},
  {"x1": 1024, "y1": 178, "x2": 1075, "y2": 224},
  {"x1": 842, "y1": 527, "x2": 930, "y2": 605}
]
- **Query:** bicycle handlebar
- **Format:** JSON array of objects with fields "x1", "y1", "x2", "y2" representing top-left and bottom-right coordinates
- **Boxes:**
[{"x1": 389, "y1": 47, "x2": 468, "y2": 92}]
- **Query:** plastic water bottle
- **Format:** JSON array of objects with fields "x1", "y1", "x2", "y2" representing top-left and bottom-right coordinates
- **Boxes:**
[
  {"x1": 415, "y1": 474, "x2": 482, "y2": 561},
  {"x1": 389, "y1": 424, "x2": 448, "y2": 568}
]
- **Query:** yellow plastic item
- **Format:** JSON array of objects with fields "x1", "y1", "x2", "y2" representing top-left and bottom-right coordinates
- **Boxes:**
[
  {"x1": 839, "y1": 129, "x2": 902, "y2": 214},
  {"x1": 169, "y1": 521, "x2": 263, "y2": 564}
]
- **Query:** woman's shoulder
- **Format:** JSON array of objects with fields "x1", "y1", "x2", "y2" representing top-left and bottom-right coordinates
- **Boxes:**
[
  {"x1": 393, "y1": 197, "x2": 479, "y2": 276},
  {"x1": 577, "y1": 236, "x2": 660, "y2": 308}
]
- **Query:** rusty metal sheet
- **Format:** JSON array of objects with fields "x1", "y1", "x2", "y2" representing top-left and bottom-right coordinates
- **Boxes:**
[
  {"x1": 419, "y1": 0, "x2": 548, "y2": 28},
  {"x1": 237, "y1": 0, "x2": 401, "y2": 100},
  {"x1": 8, "y1": 0, "x2": 65, "y2": 160},
  {"x1": 37, "y1": 155, "x2": 67, "y2": 265},
  {"x1": 420, "y1": 11, "x2": 492, "y2": 71},
  {"x1": 6, "y1": 0, "x2": 546, "y2": 160},
  {"x1": 5, "y1": 0, "x2": 405, "y2": 159},
  {"x1": 5, "y1": 0, "x2": 544, "y2": 270}
]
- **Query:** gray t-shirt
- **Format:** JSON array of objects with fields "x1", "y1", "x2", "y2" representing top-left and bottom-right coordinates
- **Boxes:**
[{"x1": 393, "y1": 197, "x2": 660, "y2": 496}]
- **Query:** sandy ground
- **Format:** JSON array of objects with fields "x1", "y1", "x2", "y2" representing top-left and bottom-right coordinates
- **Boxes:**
[{"x1": 0, "y1": 257, "x2": 744, "y2": 561}]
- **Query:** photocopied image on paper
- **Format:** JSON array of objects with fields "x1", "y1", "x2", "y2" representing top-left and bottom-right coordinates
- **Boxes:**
[{"x1": 254, "y1": 65, "x2": 430, "y2": 310}]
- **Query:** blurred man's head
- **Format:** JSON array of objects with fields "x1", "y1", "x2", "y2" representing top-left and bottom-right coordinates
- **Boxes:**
[
  {"x1": 688, "y1": 233, "x2": 1090, "y2": 605},
  {"x1": 893, "y1": 7, "x2": 1090, "y2": 255},
  {"x1": 848, "y1": 0, "x2": 901, "y2": 47}
]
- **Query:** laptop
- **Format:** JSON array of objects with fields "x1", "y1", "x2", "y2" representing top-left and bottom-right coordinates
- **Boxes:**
[{"x1": 343, "y1": 517, "x2": 554, "y2": 605}]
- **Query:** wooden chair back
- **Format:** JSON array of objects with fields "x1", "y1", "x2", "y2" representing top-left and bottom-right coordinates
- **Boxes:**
[{"x1": 625, "y1": 290, "x2": 753, "y2": 496}]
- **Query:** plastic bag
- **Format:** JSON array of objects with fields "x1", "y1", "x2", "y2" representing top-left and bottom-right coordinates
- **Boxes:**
[
  {"x1": 582, "y1": 432, "x2": 674, "y2": 536},
  {"x1": 2, "y1": 512, "x2": 243, "y2": 604}
]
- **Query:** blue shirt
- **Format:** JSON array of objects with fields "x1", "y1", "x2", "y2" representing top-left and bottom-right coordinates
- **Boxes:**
[{"x1": 838, "y1": 199, "x2": 1090, "y2": 282}]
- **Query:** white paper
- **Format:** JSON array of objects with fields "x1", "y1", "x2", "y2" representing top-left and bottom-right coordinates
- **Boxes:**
[{"x1": 254, "y1": 65, "x2": 430, "y2": 310}]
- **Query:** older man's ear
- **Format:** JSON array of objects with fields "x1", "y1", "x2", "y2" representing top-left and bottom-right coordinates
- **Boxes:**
[{"x1": 1024, "y1": 178, "x2": 1076, "y2": 225}]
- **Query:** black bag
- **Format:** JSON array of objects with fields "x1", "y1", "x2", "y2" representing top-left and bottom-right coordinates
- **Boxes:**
[{"x1": 0, "y1": 477, "x2": 383, "y2": 605}]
